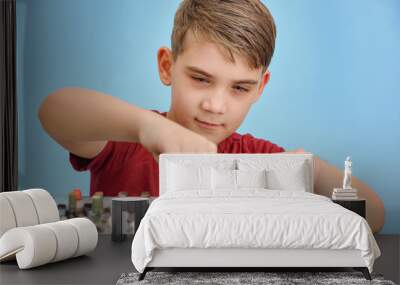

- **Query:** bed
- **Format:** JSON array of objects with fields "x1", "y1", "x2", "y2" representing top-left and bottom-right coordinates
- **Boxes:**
[{"x1": 131, "y1": 153, "x2": 381, "y2": 281}]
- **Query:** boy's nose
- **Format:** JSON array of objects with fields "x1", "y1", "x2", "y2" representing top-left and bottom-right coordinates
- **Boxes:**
[{"x1": 200, "y1": 92, "x2": 227, "y2": 114}]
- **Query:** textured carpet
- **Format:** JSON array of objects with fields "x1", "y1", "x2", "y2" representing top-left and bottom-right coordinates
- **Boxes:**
[{"x1": 116, "y1": 271, "x2": 397, "y2": 285}]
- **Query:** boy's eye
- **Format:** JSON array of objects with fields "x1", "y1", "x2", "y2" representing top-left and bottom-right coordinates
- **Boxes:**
[
  {"x1": 191, "y1": 76, "x2": 209, "y2": 83},
  {"x1": 233, "y1": 86, "x2": 249, "y2": 93}
]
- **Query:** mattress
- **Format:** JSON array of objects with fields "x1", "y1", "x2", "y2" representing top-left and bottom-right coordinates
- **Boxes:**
[{"x1": 131, "y1": 189, "x2": 380, "y2": 273}]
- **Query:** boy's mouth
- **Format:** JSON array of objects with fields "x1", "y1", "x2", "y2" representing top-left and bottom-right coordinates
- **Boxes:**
[{"x1": 195, "y1": 118, "x2": 223, "y2": 129}]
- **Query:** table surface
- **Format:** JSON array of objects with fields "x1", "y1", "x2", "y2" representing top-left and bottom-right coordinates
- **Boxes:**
[{"x1": 1, "y1": 234, "x2": 398, "y2": 285}]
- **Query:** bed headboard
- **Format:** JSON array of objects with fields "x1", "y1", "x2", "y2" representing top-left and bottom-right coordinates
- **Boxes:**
[{"x1": 159, "y1": 153, "x2": 314, "y2": 195}]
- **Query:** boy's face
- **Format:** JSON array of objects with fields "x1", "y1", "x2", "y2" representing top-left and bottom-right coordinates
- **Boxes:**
[{"x1": 157, "y1": 31, "x2": 270, "y2": 145}]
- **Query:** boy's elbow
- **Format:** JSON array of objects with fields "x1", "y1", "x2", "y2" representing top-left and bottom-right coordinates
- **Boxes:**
[
  {"x1": 38, "y1": 96, "x2": 48, "y2": 125},
  {"x1": 365, "y1": 190, "x2": 385, "y2": 234},
  {"x1": 38, "y1": 88, "x2": 69, "y2": 122},
  {"x1": 38, "y1": 98, "x2": 47, "y2": 123},
  {"x1": 38, "y1": 93, "x2": 54, "y2": 126},
  {"x1": 38, "y1": 88, "x2": 65, "y2": 131},
  {"x1": 353, "y1": 178, "x2": 385, "y2": 234},
  {"x1": 371, "y1": 197, "x2": 385, "y2": 234}
]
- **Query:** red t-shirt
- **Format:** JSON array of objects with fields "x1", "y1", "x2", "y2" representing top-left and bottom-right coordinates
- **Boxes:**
[{"x1": 69, "y1": 111, "x2": 285, "y2": 196}]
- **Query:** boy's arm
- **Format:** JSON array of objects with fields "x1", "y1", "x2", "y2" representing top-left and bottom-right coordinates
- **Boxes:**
[
  {"x1": 286, "y1": 149, "x2": 385, "y2": 233},
  {"x1": 39, "y1": 87, "x2": 147, "y2": 159},
  {"x1": 38, "y1": 87, "x2": 217, "y2": 160},
  {"x1": 314, "y1": 155, "x2": 385, "y2": 233}
]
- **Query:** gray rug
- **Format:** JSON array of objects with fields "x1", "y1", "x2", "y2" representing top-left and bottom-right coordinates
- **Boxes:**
[{"x1": 116, "y1": 271, "x2": 397, "y2": 285}]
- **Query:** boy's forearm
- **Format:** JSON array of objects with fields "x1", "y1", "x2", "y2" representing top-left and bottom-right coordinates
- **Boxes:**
[
  {"x1": 38, "y1": 87, "x2": 150, "y2": 143},
  {"x1": 314, "y1": 156, "x2": 385, "y2": 233}
]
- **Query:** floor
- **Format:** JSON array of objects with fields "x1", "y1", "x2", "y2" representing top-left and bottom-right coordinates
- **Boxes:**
[
  {"x1": 0, "y1": 234, "x2": 398, "y2": 284},
  {"x1": 373, "y1": 234, "x2": 400, "y2": 284}
]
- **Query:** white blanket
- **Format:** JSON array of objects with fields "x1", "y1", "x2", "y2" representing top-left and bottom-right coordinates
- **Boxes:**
[{"x1": 131, "y1": 189, "x2": 380, "y2": 273}]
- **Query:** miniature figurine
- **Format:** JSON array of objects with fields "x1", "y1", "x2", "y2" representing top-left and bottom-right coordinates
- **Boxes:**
[{"x1": 342, "y1": 156, "x2": 352, "y2": 190}]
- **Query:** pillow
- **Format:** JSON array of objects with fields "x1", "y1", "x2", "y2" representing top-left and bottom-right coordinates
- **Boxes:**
[
  {"x1": 167, "y1": 162, "x2": 212, "y2": 191},
  {"x1": 211, "y1": 168, "x2": 268, "y2": 190},
  {"x1": 236, "y1": 169, "x2": 268, "y2": 189},
  {"x1": 210, "y1": 159, "x2": 237, "y2": 171},
  {"x1": 211, "y1": 168, "x2": 237, "y2": 190},
  {"x1": 266, "y1": 161, "x2": 308, "y2": 191}
]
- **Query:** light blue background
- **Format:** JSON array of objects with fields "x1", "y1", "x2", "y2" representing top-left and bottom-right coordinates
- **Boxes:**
[{"x1": 16, "y1": 0, "x2": 400, "y2": 233}]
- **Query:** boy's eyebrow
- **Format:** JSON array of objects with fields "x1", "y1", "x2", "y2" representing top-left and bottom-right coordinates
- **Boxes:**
[{"x1": 185, "y1": 66, "x2": 259, "y2": 85}]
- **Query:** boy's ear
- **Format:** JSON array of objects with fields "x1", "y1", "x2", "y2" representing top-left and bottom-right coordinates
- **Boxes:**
[
  {"x1": 252, "y1": 69, "x2": 271, "y2": 103},
  {"x1": 157, "y1": 47, "x2": 173, "y2": 86}
]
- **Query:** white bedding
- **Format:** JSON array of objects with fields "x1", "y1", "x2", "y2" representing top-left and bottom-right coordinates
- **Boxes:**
[{"x1": 131, "y1": 189, "x2": 380, "y2": 273}]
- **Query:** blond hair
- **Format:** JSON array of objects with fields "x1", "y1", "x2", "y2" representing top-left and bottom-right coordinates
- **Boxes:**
[{"x1": 171, "y1": 0, "x2": 277, "y2": 72}]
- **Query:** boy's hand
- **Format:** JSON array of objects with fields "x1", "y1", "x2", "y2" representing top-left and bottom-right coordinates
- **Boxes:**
[{"x1": 138, "y1": 111, "x2": 217, "y2": 162}]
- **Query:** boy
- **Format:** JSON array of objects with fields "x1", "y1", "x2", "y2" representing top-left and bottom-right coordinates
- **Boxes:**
[{"x1": 38, "y1": 0, "x2": 384, "y2": 233}]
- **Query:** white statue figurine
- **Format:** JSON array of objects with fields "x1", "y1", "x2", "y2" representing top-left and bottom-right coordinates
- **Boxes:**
[{"x1": 342, "y1": 156, "x2": 352, "y2": 190}]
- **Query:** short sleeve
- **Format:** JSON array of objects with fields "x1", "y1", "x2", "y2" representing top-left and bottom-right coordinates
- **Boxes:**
[
  {"x1": 69, "y1": 141, "x2": 115, "y2": 172},
  {"x1": 69, "y1": 109, "x2": 164, "y2": 172},
  {"x1": 242, "y1": 133, "x2": 285, "y2": 153},
  {"x1": 69, "y1": 140, "x2": 143, "y2": 173}
]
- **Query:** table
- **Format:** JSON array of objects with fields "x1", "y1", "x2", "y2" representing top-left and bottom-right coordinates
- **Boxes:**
[
  {"x1": 111, "y1": 197, "x2": 150, "y2": 242},
  {"x1": 331, "y1": 198, "x2": 366, "y2": 218}
]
